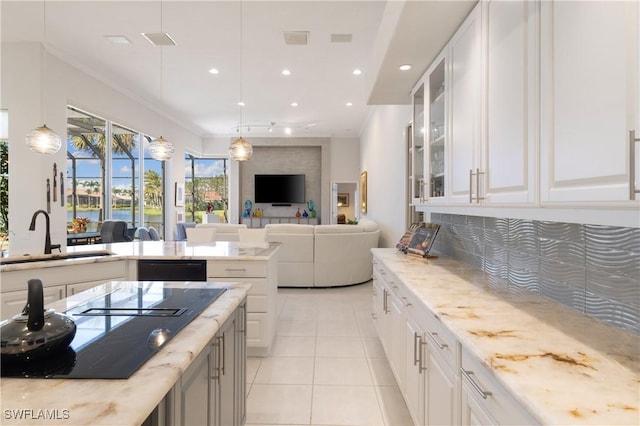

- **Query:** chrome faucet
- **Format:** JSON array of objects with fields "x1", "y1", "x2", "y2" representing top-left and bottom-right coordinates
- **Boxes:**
[{"x1": 29, "y1": 210, "x2": 61, "y2": 254}]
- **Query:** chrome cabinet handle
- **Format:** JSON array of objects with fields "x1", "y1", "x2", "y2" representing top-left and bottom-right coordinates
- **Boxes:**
[
  {"x1": 413, "y1": 332, "x2": 421, "y2": 367},
  {"x1": 419, "y1": 340, "x2": 428, "y2": 373},
  {"x1": 469, "y1": 169, "x2": 474, "y2": 203},
  {"x1": 631, "y1": 129, "x2": 636, "y2": 200},
  {"x1": 382, "y1": 289, "x2": 389, "y2": 314},
  {"x1": 402, "y1": 296, "x2": 412, "y2": 307},
  {"x1": 371, "y1": 313, "x2": 377, "y2": 320},
  {"x1": 225, "y1": 268, "x2": 247, "y2": 272},
  {"x1": 211, "y1": 339, "x2": 220, "y2": 380},
  {"x1": 461, "y1": 369, "x2": 492, "y2": 399},
  {"x1": 475, "y1": 168, "x2": 485, "y2": 202},
  {"x1": 428, "y1": 331, "x2": 448, "y2": 350},
  {"x1": 219, "y1": 334, "x2": 226, "y2": 376}
]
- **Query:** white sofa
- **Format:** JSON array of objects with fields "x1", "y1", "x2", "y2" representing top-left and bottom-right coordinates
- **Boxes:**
[{"x1": 266, "y1": 218, "x2": 380, "y2": 287}]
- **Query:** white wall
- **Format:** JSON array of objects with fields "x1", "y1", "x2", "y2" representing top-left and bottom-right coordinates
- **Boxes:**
[
  {"x1": 2, "y1": 42, "x2": 202, "y2": 254},
  {"x1": 360, "y1": 105, "x2": 411, "y2": 247}
]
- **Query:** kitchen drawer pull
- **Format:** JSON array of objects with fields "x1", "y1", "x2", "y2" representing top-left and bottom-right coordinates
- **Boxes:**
[
  {"x1": 428, "y1": 331, "x2": 448, "y2": 350},
  {"x1": 371, "y1": 313, "x2": 377, "y2": 320},
  {"x1": 211, "y1": 340, "x2": 221, "y2": 380},
  {"x1": 383, "y1": 289, "x2": 389, "y2": 314},
  {"x1": 461, "y1": 369, "x2": 492, "y2": 399},
  {"x1": 402, "y1": 296, "x2": 412, "y2": 307},
  {"x1": 219, "y1": 334, "x2": 226, "y2": 376},
  {"x1": 225, "y1": 268, "x2": 247, "y2": 272}
]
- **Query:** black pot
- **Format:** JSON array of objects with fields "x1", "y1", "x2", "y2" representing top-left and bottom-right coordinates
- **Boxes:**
[{"x1": 0, "y1": 279, "x2": 76, "y2": 361}]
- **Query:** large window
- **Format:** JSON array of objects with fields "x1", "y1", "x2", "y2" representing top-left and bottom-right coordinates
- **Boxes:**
[
  {"x1": 67, "y1": 106, "x2": 165, "y2": 237},
  {"x1": 185, "y1": 155, "x2": 228, "y2": 223}
]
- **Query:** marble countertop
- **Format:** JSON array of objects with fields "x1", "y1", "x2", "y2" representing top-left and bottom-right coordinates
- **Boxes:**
[
  {"x1": 372, "y1": 248, "x2": 639, "y2": 426},
  {"x1": 0, "y1": 280, "x2": 250, "y2": 426},
  {"x1": 0, "y1": 241, "x2": 280, "y2": 272}
]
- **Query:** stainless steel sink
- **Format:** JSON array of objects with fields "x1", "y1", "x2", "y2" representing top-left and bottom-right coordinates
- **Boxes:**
[{"x1": 0, "y1": 251, "x2": 113, "y2": 265}]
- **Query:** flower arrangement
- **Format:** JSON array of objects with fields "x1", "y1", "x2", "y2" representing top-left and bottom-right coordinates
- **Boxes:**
[{"x1": 71, "y1": 217, "x2": 90, "y2": 233}]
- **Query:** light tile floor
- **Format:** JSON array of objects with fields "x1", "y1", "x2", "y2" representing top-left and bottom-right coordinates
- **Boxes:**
[{"x1": 246, "y1": 281, "x2": 414, "y2": 426}]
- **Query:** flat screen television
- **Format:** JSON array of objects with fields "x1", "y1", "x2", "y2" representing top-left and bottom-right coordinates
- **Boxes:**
[{"x1": 254, "y1": 174, "x2": 306, "y2": 204}]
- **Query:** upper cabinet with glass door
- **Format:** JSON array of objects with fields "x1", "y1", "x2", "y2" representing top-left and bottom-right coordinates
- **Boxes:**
[
  {"x1": 427, "y1": 57, "x2": 446, "y2": 200},
  {"x1": 410, "y1": 80, "x2": 426, "y2": 205}
]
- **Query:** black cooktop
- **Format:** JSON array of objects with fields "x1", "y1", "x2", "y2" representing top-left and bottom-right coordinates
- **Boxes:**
[{"x1": 1, "y1": 284, "x2": 226, "y2": 379}]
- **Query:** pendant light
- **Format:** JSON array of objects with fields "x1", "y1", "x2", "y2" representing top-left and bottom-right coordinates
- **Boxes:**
[
  {"x1": 148, "y1": 0, "x2": 175, "y2": 161},
  {"x1": 25, "y1": 0, "x2": 62, "y2": 154},
  {"x1": 229, "y1": 0, "x2": 253, "y2": 162}
]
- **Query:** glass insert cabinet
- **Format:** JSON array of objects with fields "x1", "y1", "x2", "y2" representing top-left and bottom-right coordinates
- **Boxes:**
[{"x1": 410, "y1": 53, "x2": 447, "y2": 204}]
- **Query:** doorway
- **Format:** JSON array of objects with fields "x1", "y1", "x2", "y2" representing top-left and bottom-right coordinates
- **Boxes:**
[{"x1": 331, "y1": 181, "x2": 357, "y2": 224}]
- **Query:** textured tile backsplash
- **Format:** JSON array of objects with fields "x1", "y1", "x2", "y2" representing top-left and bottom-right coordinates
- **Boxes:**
[{"x1": 430, "y1": 213, "x2": 640, "y2": 334}]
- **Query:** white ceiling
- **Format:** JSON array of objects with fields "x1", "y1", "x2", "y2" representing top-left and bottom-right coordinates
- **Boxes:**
[{"x1": 1, "y1": 0, "x2": 476, "y2": 139}]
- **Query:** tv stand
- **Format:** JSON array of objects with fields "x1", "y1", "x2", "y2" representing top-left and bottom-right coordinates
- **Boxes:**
[{"x1": 241, "y1": 217, "x2": 319, "y2": 228}]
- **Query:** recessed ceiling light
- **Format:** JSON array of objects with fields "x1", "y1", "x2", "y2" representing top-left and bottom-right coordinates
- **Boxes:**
[
  {"x1": 346, "y1": 102, "x2": 353, "y2": 107},
  {"x1": 209, "y1": 68, "x2": 219, "y2": 75},
  {"x1": 238, "y1": 101, "x2": 245, "y2": 107},
  {"x1": 282, "y1": 69, "x2": 291, "y2": 76},
  {"x1": 284, "y1": 128, "x2": 292, "y2": 135},
  {"x1": 353, "y1": 69, "x2": 362, "y2": 76},
  {"x1": 291, "y1": 102, "x2": 298, "y2": 107},
  {"x1": 399, "y1": 64, "x2": 412, "y2": 71},
  {"x1": 104, "y1": 35, "x2": 131, "y2": 45}
]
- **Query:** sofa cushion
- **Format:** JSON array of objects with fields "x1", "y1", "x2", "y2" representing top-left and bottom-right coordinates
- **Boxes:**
[
  {"x1": 314, "y1": 224, "x2": 364, "y2": 234},
  {"x1": 265, "y1": 224, "x2": 315, "y2": 234},
  {"x1": 176, "y1": 222, "x2": 196, "y2": 241}
]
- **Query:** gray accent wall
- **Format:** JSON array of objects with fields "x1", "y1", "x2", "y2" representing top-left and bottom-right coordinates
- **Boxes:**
[{"x1": 430, "y1": 213, "x2": 640, "y2": 335}]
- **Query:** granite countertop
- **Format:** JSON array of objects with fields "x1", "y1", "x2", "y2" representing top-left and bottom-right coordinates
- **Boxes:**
[
  {"x1": 0, "y1": 241, "x2": 280, "y2": 272},
  {"x1": 0, "y1": 280, "x2": 250, "y2": 426},
  {"x1": 372, "y1": 248, "x2": 639, "y2": 426}
]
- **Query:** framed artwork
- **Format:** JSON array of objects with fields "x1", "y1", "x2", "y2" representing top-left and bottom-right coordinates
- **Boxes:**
[
  {"x1": 175, "y1": 182, "x2": 185, "y2": 207},
  {"x1": 360, "y1": 171, "x2": 367, "y2": 214},
  {"x1": 337, "y1": 193, "x2": 349, "y2": 207}
]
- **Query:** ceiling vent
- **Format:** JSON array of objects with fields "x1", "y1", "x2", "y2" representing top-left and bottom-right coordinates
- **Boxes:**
[
  {"x1": 331, "y1": 33, "x2": 352, "y2": 43},
  {"x1": 284, "y1": 31, "x2": 310, "y2": 45},
  {"x1": 141, "y1": 32, "x2": 177, "y2": 46}
]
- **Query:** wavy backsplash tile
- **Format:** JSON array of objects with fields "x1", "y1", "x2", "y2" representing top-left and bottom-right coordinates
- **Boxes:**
[{"x1": 430, "y1": 213, "x2": 640, "y2": 334}]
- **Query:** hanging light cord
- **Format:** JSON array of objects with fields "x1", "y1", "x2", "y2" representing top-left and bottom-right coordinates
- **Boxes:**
[
  {"x1": 41, "y1": 0, "x2": 47, "y2": 125},
  {"x1": 239, "y1": 0, "x2": 243, "y2": 137},
  {"x1": 159, "y1": 0, "x2": 164, "y2": 137}
]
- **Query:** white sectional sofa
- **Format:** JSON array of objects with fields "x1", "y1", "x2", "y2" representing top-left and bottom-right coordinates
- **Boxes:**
[{"x1": 266, "y1": 218, "x2": 380, "y2": 288}]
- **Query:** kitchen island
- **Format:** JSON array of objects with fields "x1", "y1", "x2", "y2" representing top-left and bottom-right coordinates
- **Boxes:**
[
  {"x1": 372, "y1": 248, "x2": 639, "y2": 426},
  {"x1": 0, "y1": 280, "x2": 249, "y2": 426},
  {"x1": 0, "y1": 241, "x2": 280, "y2": 356}
]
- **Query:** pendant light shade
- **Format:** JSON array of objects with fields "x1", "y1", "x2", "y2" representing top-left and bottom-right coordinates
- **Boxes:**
[
  {"x1": 25, "y1": 124, "x2": 62, "y2": 154},
  {"x1": 229, "y1": 136, "x2": 253, "y2": 161},
  {"x1": 149, "y1": 135, "x2": 175, "y2": 161}
]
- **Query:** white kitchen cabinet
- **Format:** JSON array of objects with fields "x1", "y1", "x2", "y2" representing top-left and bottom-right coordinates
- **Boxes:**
[
  {"x1": 169, "y1": 300, "x2": 246, "y2": 426},
  {"x1": 404, "y1": 311, "x2": 426, "y2": 425},
  {"x1": 0, "y1": 284, "x2": 66, "y2": 319},
  {"x1": 425, "y1": 336, "x2": 456, "y2": 426},
  {"x1": 449, "y1": 3, "x2": 483, "y2": 204},
  {"x1": 410, "y1": 80, "x2": 427, "y2": 204},
  {"x1": 540, "y1": 0, "x2": 640, "y2": 203},
  {"x1": 482, "y1": 0, "x2": 538, "y2": 205},
  {"x1": 207, "y1": 259, "x2": 277, "y2": 357},
  {"x1": 0, "y1": 260, "x2": 128, "y2": 320},
  {"x1": 460, "y1": 346, "x2": 538, "y2": 426}
]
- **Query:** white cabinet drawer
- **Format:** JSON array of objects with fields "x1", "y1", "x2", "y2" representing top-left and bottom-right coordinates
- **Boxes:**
[
  {"x1": 0, "y1": 285, "x2": 66, "y2": 320},
  {"x1": 423, "y1": 309, "x2": 458, "y2": 370},
  {"x1": 207, "y1": 261, "x2": 267, "y2": 278},
  {"x1": 461, "y1": 347, "x2": 538, "y2": 425},
  {"x1": 0, "y1": 260, "x2": 127, "y2": 292}
]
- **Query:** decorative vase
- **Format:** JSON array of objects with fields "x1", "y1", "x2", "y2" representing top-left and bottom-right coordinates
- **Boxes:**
[
  {"x1": 295, "y1": 208, "x2": 301, "y2": 218},
  {"x1": 302, "y1": 210, "x2": 308, "y2": 218},
  {"x1": 307, "y1": 200, "x2": 314, "y2": 212},
  {"x1": 311, "y1": 210, "x2": 316, "y2": 218}
]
